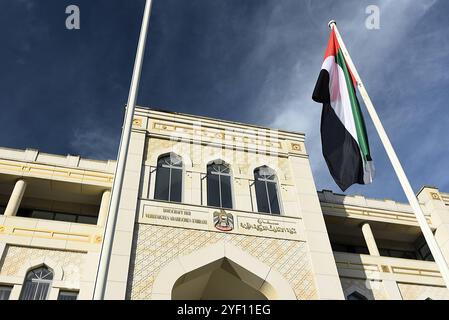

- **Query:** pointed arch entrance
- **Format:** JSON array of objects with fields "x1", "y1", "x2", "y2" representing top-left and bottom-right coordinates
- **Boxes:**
[
  {"x1": 151, "y1": 241, "x2": 296, "y2": 300},
  {"x1": 172, "y1": 257, "x2": 268, "y2": 300}
]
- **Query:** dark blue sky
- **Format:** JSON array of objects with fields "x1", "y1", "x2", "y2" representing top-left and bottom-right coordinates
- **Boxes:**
[{"x1": 1, "y1": 0, "x2": 448, "y2": 202}]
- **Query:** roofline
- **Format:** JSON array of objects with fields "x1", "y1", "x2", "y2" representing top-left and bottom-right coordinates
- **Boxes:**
[
  {"x1": 0, "y1": 146, "x2": 116, "y2": 173},
  {"x1": 134, "y1": 105, "x2": 306, "y2": 138},
  {"x1": 417, "y1": 185, "x2": 439, "y2": 196},
  {"x1": 318, "y1": 187, "x2": 441, "y2": 207}
]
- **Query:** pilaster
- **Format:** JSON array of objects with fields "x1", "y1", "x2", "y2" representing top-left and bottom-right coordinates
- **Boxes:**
[
  {"x1": 289, "y1": 155, "x2": 344, "y2": 300},
  {"x1": 417, "y1": 187, "x2": 449, "y2": 267},
  {"x1": 103, "y1": 124, "x2": 146, "y2": 299}
]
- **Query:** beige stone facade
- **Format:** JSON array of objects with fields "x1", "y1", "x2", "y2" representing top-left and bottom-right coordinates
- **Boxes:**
[
  {"x1": 1, "y1": 106, "x2": 448, "y2": 300},
  {"x1": 0, "y1": 147, "x2": 115, "y2": 299}
]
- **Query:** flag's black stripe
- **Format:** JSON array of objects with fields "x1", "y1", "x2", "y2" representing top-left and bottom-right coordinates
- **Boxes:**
[
  {"x1": 312, "y1": 69, "x2": 331, "y2": 104},
  {"x1": 313, "y1": 69, "x2": 364, "y2": 191},
  {"x1": 321, "y1": 103, "x2": 364, "y2": 191}
]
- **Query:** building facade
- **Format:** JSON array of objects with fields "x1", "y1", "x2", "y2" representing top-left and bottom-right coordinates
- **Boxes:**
[{"x1": 1, "y1": 106, "x2": 449, "y2": 300}]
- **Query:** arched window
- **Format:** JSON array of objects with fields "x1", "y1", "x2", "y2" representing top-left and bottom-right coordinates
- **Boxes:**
[
  {"x1": 154, "y1": 153, "x2": 183, "y2": 202},
  {"x1": 347, "y1": 291, "x2": 368, "y2": 300},
  {"x1": 20, "y1": 266, "x2": 54, "y2": 300},
  {"x1": 254, "y1": 166, "x2": 281, "y2": 215},
  {"x1": 207, "y1": 160, "x2": 233, "y2": 209}
]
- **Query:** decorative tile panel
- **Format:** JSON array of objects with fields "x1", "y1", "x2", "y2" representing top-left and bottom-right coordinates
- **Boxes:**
[
  {"x1": 398, "y1": 283, "x2": 449, "y2": 300},
  {"x1": 126, "y1": 224, "x2": 317, "y2": 300},
  {"x1": 0, "y1": 245, "x2": 85, "y2": 283}
]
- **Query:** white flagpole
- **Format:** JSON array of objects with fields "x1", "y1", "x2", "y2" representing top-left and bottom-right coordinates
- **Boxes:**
[
  {"x1": 93, "y1": 0, "x2": 154, "y2": 300},
  {"x1": 328, "y1": 20, "x2": 449, "y2": 289}
]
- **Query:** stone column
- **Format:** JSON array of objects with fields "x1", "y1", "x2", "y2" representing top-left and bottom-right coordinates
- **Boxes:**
[
  {"x1": 97, "y1": 190, "x2": 111, "y2": 227},
  {"x1": 360, "y1": 223, "x2": 403, "y2": 299},
  {"x1": 4, "y1": 179, "x2": 27, "y2": 217},
  {"x1": 361, "y1": 222, "x2": 380, "y2": 256}
]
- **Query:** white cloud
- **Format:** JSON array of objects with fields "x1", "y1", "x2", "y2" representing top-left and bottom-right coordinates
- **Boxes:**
[
  {"x1": 252, "y1": 0, "x2": 440, "y2": 197},
  {"x1": 71, "y1": 126, "x2": 118, "y2": 160}
]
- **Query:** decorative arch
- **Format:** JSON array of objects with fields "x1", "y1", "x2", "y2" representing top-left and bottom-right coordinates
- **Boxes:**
[
  {"x1": 206, "y1": 158, "x2": 232, "y2": 168},
  {"x1": 204, "y1": 155, "x2": 234, "y2": 171},
  {"x1": 17, "y1": 257, "x2": 64, "y2": 282},
  {"x1": 148, "y1": 149, "x2": 193, "y2": 171},
  {"x1": 151, "y1": 241, "x2": 296, "y2": 300},
  {"x1": 249, "y1": 161, "x2": 284, "y2": 181}
]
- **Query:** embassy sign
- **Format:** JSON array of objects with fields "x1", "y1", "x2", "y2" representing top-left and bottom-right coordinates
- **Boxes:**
[{"x1": 140, "y1": 200, "x2": 305, "y2": 241}]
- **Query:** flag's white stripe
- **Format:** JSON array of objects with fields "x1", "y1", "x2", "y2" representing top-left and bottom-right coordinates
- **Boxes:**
[
  {"x1": 322, "y1": 56, "x2": 374, "y2": 185},
  {"x1": 321, "y1": 56, "x2": 359, "y2": 146}
]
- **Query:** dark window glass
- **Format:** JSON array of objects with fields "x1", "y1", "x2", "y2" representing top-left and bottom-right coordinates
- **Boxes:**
[
  {"x1": 255, "y1": 180, "x2": 270, "y2": 213},
  {"x1": 207, "y1": 170, "x2": 221, "y2": 207},
  {"x1": 220, "y1": 175, "x2": 233, "y2": 209},
  {"x1": 380, "y1": 248, "x2": 418, "y2": 260},
  {"x1": 347, "y1": 292, "x2": 368, "y2": 300},
  {"x1": 354, "y1": 246, "x2": 370, "y2": 254},
  {"x1": 17, "y1": 208, "x2": 97, "y2": 225},
  {"x1": 58, "y1": 290, "x2": 78, "y2": 300},
  {"x1": 0, "y1": 206, "x2": 5, "y2": 215},
  {"x1": 54, "y1": 213, "x2": 77, "y2": 223},
  {"x1": 170, "y1": 168, "x2": 182, "y2": 202},
  {"x1": 418, "y1": 244, "x2": 431, "y2": 260},
  {"x1": 330, "y1": 243, "x2": 369, "y2": 255},
  {"x1": 330, "y1": 243, "x2": 347, "y2": 252},
  {"x1": 207, "y1": 161, "x2": 233, "y2": 209},
  {"x1": 20, "y1": 266, "x2": 53, "y2": 300},
  {"x1": 154, "y1": 153, "x2": 183, "y2": 202},
  {"x1": 254, "y1": 167, "x2": 280, "y2": 215},
  {"x1": 32, "y1": 210, "x2": 55, "y2": 220},
  {"x1": 16, "y1": 208, "x2": 34, "y2": 217},
  {"x1": 0, "y1": 286, "x2": 12, "y2": 300},
  {"x1": 77, "y1": 215, "x2": 98, "y2": 225},
  {"x1": 267, "y1": 182, "x2": 280, "y2": 215},
  {"x1": 154, "y1": 166, "x2": 170, "y2": 200},
  {"x1": 416, "y1": 235, "x2": 434, "y2": 261}
]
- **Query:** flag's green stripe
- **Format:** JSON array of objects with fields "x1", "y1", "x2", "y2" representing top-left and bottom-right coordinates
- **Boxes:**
[{"x1": 335, "y1": 49, "x2": 371, "y2": 161}]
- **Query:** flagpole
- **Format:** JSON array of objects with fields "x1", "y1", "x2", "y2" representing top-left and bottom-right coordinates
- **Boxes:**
[
  {"x1": 93, "y1": 0, "x2": 154, "y2": 300},
  {"x1": 328, "y1": 20, "x2": 449, "y2": 289}
]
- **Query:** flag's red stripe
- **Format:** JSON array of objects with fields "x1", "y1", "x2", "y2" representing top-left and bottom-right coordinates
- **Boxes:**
[{"x1": 323, "y1": 29, "x2": 357, "y2": 87}]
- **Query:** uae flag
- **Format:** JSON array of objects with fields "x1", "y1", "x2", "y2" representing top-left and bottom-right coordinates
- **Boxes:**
[{"x1": 312, "y1": 29, "x2": 374, "y2": 191}]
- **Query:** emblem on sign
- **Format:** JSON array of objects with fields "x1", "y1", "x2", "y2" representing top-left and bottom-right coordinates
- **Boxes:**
[{"x1": 213, "y1": 209, "x2": 234, "y2": 232}]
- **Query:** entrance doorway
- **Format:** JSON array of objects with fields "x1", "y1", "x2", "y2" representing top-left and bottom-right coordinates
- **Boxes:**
[{"x1": 172, "y1": 258, "x2": 268, "y2": 300}]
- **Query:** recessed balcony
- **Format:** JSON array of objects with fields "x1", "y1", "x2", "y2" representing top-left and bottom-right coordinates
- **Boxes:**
[
  {"x1": 0, "y1": 173, "x2": 110, "y2": 227},
  {"x1": 334, "y1": 251, "x2": 443, "y2": 287}
]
